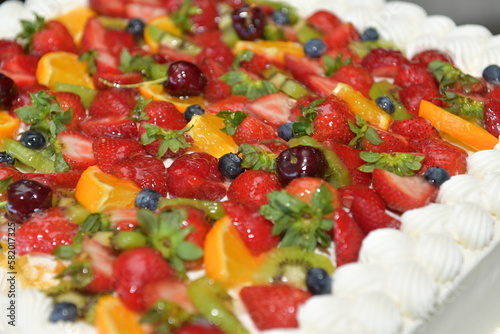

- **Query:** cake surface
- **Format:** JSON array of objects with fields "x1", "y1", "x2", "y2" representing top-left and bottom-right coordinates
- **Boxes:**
[{"x1": 0, "y1": 0, "x2": 499, "y2": 334}]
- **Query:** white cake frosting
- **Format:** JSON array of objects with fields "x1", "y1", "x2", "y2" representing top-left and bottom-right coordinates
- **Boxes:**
[{"x1": 0, "y1": 0, "x2": 500, "y2": 334}]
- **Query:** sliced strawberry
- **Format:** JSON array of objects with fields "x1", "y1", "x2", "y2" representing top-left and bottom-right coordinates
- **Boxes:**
[
  {"x1": 232, "y1": 115, "x2": 278, "y2": 145},
  {"x1": 361, "y1": 48, "x2": 409, "y2": 78},
  {"x1": 81, "y1": 16, "x2": 109, "y2": 53},
  {"x1": 307, "y1": 10, "x2": 342, "y2": 33},
  {"x1": 338, "y1": 184, "x2": 386, "y2": 211},
  {"x1": 196, "y1": 44, "x2": 235, "y2": 68},
  {"x1": 240, "y1": 285, "x2": 311, "y2": 330},
  {"x1": 236, "y1": 51, "x2": 278, "y2": 76},
  {"x1": 80, "y1": 115, "x2": 139, "y2": 139},
  {"x1": 284, "y1": 54, "x2": 323, "y2": 84},
  {"x1": 372, "y1": 168, "x2": 438, "y2": 213},
  {"x1": 245, "y1": 92, "x2": 295, "y2": 128},
  {"x1": 302, "y1": 75, "x2": 338, "y2": 97},
  {"x1": 310, "y1": 95, "x2": 356, "y2": 144},
  {"x1": 350, "y1": 196, "x2": 401, "y2": 234},
  {"x1": 93, "y1": 72, "x2": 143, "y2": 90},
  {"x1": 125, "y1": 1, "x2": 167, "y2": 22},
  {"x1": 31, "y1": 20, "x2": 77, "y2": 56},
  {"x1": 199, "y1": 57, "x2": 232, "y2": 103},
  {"x1": 227, "y1": 170, "x2": 282, "y2": 210},
  {"x1": 484, "y1": 98, "x2": 500, "y2": 138},
  {"x1": 16, "y1": 207, "x2": 78, "y2": 255},
  {"x1": 89, "y1": 88, "x2": 137, "y2": 118},
  {"x1": 330, "y1": 64, "x2": 374, "y2": 98},
  {"x1": 399, "y1": 83, "x2": 443, "y2": 115},
  {"x1": 105, "y1": 29, "x2": 137, "y2": 57},
  {"x1": 171, "y1": 322, "x2": 225, "y2": 334},
  {"x1": 323, "y1": 141, "x2": 371, "y2": 185},
  {"x1": 409, "y1": 138, "x2": 468, "y2": 175},
  {"x1": 410, "y1": 49, "x2": 454, "y2": 67},
  {"x1": 52, "y1": 91, "x2": 87, "y2": 130},
  {"x1": 333, "y1": 208, "x2": 365, "y2": 266},
  {"x1": 107, "y1": 208, "x2": 139, "y2": 231},
  {"x1": 0, "y1": 40, "x2": 23, "y2": 62},
  {"x1": 205, "y1": 95, "x2": 248, "y2": 114},
  {"x1": 394, "y1": 63, "x2": 438, "y2": 90},
  {"x1": 142, "y1": 279, "x2": 196, "y2": 312},
  {"x1": 1, "y1": 53, "x2": 39, "y2": 76},
  {"x1": 167, "y1": 152, "x2": 226, "y2": 201},
  {"x1": 22, "y1": 170, "x2": 82, "y2": 190},
  {"x1": 93, "y1": 135, "x2": 145, "y2": 173},
  {"x1": 323, "y1": 22, "x2": 359, "y2": 50},
  {"x1": 389, "y1": 117, "x2": 439, "y2": 140},
  {"x1": 361, "y1": 127, "x2": 410, "y2": 153},
  {"x1": 81, "y1": 237, "x2": 117, "y2": 293},
  {"x1": 89, "y1": 0, "x2": 126, "y2": 17},
  {"x1": 284, "y1": 177, "x2": 341, "y2": 209},
  {"x1": 112, "y1": 155, "x2": 169, "y2": 196}
]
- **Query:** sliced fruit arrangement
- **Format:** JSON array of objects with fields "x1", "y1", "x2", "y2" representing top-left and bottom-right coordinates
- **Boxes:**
[{"x1": 0, "y1": 0, "x2": 499, "y2": 333}]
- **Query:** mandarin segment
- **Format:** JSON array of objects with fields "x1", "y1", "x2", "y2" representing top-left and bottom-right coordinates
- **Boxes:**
[
  {"x1": 0, "y1": 112, "x2": 20, "y2": 140},
  {"x1": 36, "y1": 51, "x2": 95, "y2": 90},
  {"x1": 54, "y1": 6, "x2": 96, "y2": 46},
  {"x1": 138, "y1": 84, "x2": 205, "y2": 112},
  {"x1": 233, "y1": 40, "x2": 305, "y2": 63},
  {"x1": 95, "y1": 295, "x2": 146, "y2": 334},
  {"x1": 144, "y1": 16, "x2": 183, "y2": 53}
]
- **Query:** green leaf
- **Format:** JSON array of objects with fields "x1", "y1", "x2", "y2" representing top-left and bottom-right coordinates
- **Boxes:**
[
  {"x1": 0, "y1": 176, "x2": 14, "y2": 193},
  {"x1": 239, "y1": 144, "x2": 277, "y2": 172},
  {"x1": 58, "y1": 262, "x2": 94, "y2": 289},
  {"x1": 348, "y1": 115, "x2": 383, "y2": 148},
  {"x1": 140, "y1": 123, "x2": 192, "y2": 158},
  {"x1": 80, "y1": 213, "x2": 109, "y2": 233},
  {"x1": 429, "y1": 60, "x2": 483, "y2": 94},
  {"x1": 359, "y1": 151, "x2": 424, "y2": 176},
  {"x1": 176, "y1": 241, "x2": 203, "y2": 261},
  {"x1": 15, "y1": 14, "x2": 45, "y2": 50},
  {"x1": 138, "y1": 209, "x2": 158, "y2": 233},
  {"x1": 170, "y1": 0, "x2": 198, "y2": 33},
  {"x1": 79, "y1": 50, "x2": 98, "y2": 74},
  {"x1": 323, "y1": 53, "x2": 352, "y2": 76},
  {"x1": 130, "y1": 97, "x2": 153, "y2": 122},
  {"x1": 232, "y1": 50, "x2": 255, "y2": 69},
  {"x1": 311, "y1": 184, "x2": 334, "y2": 216},
  {"x1": 220, "y1": 71, "x2": 279, "y2": 99},
  {"x1": 216, "y1": 110, "x2": 247, "y2": 135},
  {"x1": 292, "y1": 98, "x2": 325, "y2": 137}
]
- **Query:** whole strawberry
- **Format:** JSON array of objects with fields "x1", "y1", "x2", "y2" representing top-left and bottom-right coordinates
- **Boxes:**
[
  {"x1": 484, "y1": 98, "x2": 500, "y2": 138},
  {"x1": 227, "y1": 169, "x2": 282, "y2": 209},
  {"x1": 410, "y1": 138, "x2": 468, "y2": 175},
  {"x1": 92, "y1": 136, "x2": 145, "y2": 173},
  {"x1": 333, "y1": 208, "x2": 365, "y2": 266},
  {"x1": 389, "y1": 117, "x2": 440, "y2": 140}
]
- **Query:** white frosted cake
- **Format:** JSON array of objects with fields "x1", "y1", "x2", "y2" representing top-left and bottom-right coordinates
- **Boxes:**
[{"x1": 0, "y1": 0, "x2": 499, "y2": 334}]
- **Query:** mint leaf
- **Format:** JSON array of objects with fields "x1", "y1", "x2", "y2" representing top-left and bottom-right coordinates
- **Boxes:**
[
  {"x1": 292, "y1": 98, "x2": 325, "y2": 137},
  {"x1": 130, "y1": 97, "x2": 153, "y2": 122}
]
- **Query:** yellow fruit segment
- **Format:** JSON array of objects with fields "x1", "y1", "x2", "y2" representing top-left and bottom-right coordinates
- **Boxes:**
[
  {"x1": 36, "y1": 51, "x2": 95, "y2": 90},
  {"x1": 419, "y1": 100, "x2": 499, "y2": 151},
  {"x1": 75, "y1": 165, "x2": 141, "y2": 213},
  {"x1": 139, "y1": 84, "x2": 205, "y2": 113},
  {"x1": 54, "y1": 6, "x2": 96, "y2": 46},
  {"x1": 204, "y1": 216, "x2": 262, "y2": 288},
  {"x1": 233, "y1": 40, "x2": 305, "y2": 63},
  {"x1": 144, "y1": 15, "x2": 183, "y2": 53},
  {"x1": 185, "y1": 114, "x2": 238, "y2": 158},
  {"x1": 0, "y1": 112, "x2": 20, "y2": 140},
  {"x1": 332, "y1": 82, "x2": 392, "y2": 130},
  {"x1": 95, "y1": 295, "x2": 146, "y2": 334}
]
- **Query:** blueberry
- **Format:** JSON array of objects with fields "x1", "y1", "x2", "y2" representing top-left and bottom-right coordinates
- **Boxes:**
[
  {"x1": 482, "y1": 64, "x2": 500, "y2": 85},
  {"x1": 376, "y1": 96, "x2": 396, "y2": 114},
  {"x1": 306, "y1": 267, "x2": 332, "y2": 295},
  {"x1": 271, "y1": 10, "x2": 290, "y2": 25},
  {"x1": 184, "y1": 104, "x2": 205, "y2": 122},
  {"x1": 135, "y1": 188, "x2": 162, "y2": 210},
  {"x1": 424, "y1": 166, "x2": 451, "y2": 186},
  {"x1": 20, "y1": 130, "x2": 46, "y2": 150},
  {"x1": 218, "y1": 153, "x2": 244, "y2": 179},
  {"x1": 303, "y1": 38, "x2": 326, "y2": 58},
  {"x1": 49, "y1": 302, "x2": 78, "y2": 322},
  {"x1": 361, "y1": 27, "x2": 380, "y2": 41},
  {"x1": 277, "y1": 122, "x2": 295, "y2": 141},
  {"x1": 126, "y1": 18, "x2": 146, "y2": 41},
  {"x1": 0, "y1": 151, "x2": 14, "y2": 165}
]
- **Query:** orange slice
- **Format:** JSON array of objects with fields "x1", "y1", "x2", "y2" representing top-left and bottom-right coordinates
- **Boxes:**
[
  {"x1": 139, "y1": 84, "x2": 205, "y2": 113},
  {"x1": 332, "y1": 82, "x2": 392, "y2": 130},
  {"x1": 233, "y1": 40, "x2": 305, "y2": 63},
  {"x1": 204, "y1": 215, "x2": 262, "y2": 288},
  {"x1": 419, "y1": 100, "x2": 499, "y2": 151},
  {"x1": 95, "y1": 295, "x2": 146, "y2": 334},
  {"x1": 36, "y1": 51, "x2": 94, "y2": 90},
  {"x1": 0, "y1": 112, "x2": 20, "y2": 140},
  {"x1": 54, "y1": 6, "x2": 96, "y2": 46},
  {"x1": 185, "y1": 114, "x2": 238, "y2": 158},
  {"x1": 75, "y1": 165, "x2": 141, "y2": 213},
  {"x1": 144, "y1": 15, "x2": 182, "y2": 53}
]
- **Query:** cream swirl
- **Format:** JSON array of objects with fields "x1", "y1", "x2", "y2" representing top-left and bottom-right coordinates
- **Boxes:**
[{"x1": 359, "y1": 229, "x2": 415, "y2": 265}]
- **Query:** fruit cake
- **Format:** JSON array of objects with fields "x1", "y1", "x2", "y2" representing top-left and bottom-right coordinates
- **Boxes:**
[{"x1": 0, "y1": 0, "x2": 499, "y2": 333}]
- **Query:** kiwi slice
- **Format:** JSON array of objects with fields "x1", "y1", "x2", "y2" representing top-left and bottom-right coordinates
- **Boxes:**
[
  {"x1": 253, "y1": 246, "x2": 335, "y2": 288},
  {"x1": 369, "y1": 80, "x2": 414, "y2": 120},
  {"x1": 188, "y1": 276, "x2": 249, "y2": 334}
]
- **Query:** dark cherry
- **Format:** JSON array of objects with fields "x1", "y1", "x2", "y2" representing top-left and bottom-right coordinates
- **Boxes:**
[
  {"x1": 6, "y1": 179, "x2": 53, "y2": 223},
  {"x1": 163, "y1": 60, "x2": 207, "y2": 97},
  {"x1": 0, "y1": 73, "x2": 18, "y2": 109},
  {"x1": 232, "y1": 4, "x2": 266, "y2": 40},
  {"x1": 276, "y1": 145, "x2": 327, "y2": 184}
]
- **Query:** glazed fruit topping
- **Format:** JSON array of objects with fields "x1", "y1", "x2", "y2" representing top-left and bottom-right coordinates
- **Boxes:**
[
  {"x1": 6, "y1": 179, "x2": 53, "y2": 223},
  {"x1": 276, "y1": 145, "x2": 327, "y2": 184},
  {"x1": 163, "y1": 61, "x2": 207, "y2": 97},
  {"x1": 232, "y1": 5, "x2": 267, "y2": 40}
]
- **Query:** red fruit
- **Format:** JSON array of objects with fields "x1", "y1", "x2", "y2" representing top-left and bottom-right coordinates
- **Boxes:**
[
  {"x1": 177, "y1": 206, "x2": 212, "y2": 268},
  {"x1": 233, "y1": 115, "x2": 278, "y2": 145},
  {"x1": 81, "y1": 17, "x2": 109, "y2": 54},
  {"x1": 484, "y1": 98, "x2": 500, "y2": 137},
  {"x1": 350, "y1": 196, "x2": 401, "y2": 234},
  {"x1": 323, "y1": 22, "x2": 360, "y2": 50},
  {"x1": 171, "y1": 323, "x2": 225, "y2": 334},
  {"x1": 1, "y1": 53, "x2": 39, "y2": 76},
  {"x1": 16, "y1": 207, "x2": 78, "y2": 255},
  {"x1": 331, "y1": 64, "x2": 374, "y2": 98},
  {"x1": 142, "y1": 100, "x2": 186, "y2": 129},
  {"x1": 389, "y1": 117, "x2": 439, "y2": 140},
  {"x1": 112, "y1": 155, "x2": 169, "y2": 196},
  {"x1": 372, "y1": 168, "x2": 438, "y2": 213},
  {"x1": 394, "y1": 63, "x2": 438, "y2": 89},
  {"x1": 361, "y1": 48, "x2": 409, "y2": 78},
  {"x1": 333, "y1": 209, "x2": 365, "y2": 266},
  {"x1": 410, "y1": 138, "x2": 468, "y2": 176},
  {"x1": 0, "y1": 164, "x2": 22, "y2": 187},
  {"x1": 324, "y1": 47, "x2": 361, "y2": 65},
  {"x1": 322, "y1": 141, "x2": 371, "y2": 185},
  {"x1": 196, "y1": 44, "x2": 235, "y2": 68},
  {"x1": 487, "y1": 86, "x2": 500, "y2": 100},
  {"x1": 284, "y1": 177, "x2": 341, "y2": 209},
  {"x1": 142, "y1": 279, "x2": 196, "y2": 312},
  {"x1": 190, "y1": 29, "x2": 224, "y2": 48},
  {"x1": 240, "y1": 285, "x2": 311, "y2": 330},
  {"x1": 81, "y1": 238, "x2": 116, "y2": 293},
  {"x1": 56, "y1": 130, "x2": 96, "y2": 170},
  {"x1": 205, "y1": 95, "x2": 248, "y2": 114},
  {"x1": 199, "y1": 57, "x2": 232, "y2": 103},
  {"x1": 105, "y1": 29, "x2": 137, "y2": 57},
  {"x1": 302, "y1": 75, "x2": 338, "y2": 97},
  {"x1": 89, "y1": 0, "x2": 126, "y2": 17},
  {"x1": 0, "y1": 40, "x2": 23, "y2": 62},
  {"x1": 22, "y1": 170, "x2": 82, "y2": 190},
  {"x1": 227, "y1": 170, "x2": 282, "y2": 209},
  {"x1": 311, "y1": 95, "x2": 356, "y2": 144},
  {"x1": 80, "y1": 115, "x2": 139, "y2": 139},
  {"x1": 52, "y1": 91, "x2": 86, "y2": 130},
  {"x1": 411, "y1": 49, "x2": 454, "y2": 67},
  {"x1": 307, "y1": 10, "x2": 342, "y2": 33},
  {"x1": 167, "y1": 152, "x2": 226, "y2": 201},
  {"x1": 361, "y1": 128, "x2": 410, "y2": 153},
  {"x1": 31, "y1": 20, "x2": 77, "y2": 56},
  {"x1": 236, "y1": 51, "x2": 278, "y2": 76},
  {"x1": 222, "y1": 200, "x2": 280, "y2": 256},
  {"x1": 245, "y1": 92, "x2": 295, "y2": 127},
  {"x1": 93, "y1": 136, "x2": 145, "y2": 173},
  {"x1": 338, "y1": 184, "x2": 386, "y2": 211},
  {"x1": 107, "y1": 208, "x2": 139, "y2": 231},
  {"x1": 89, "y1": 89, "x2": 137, "y2": 118},
  {"x1": 284, "y1": 53, "x2": 323, "y2": 84},
  {"x1": 166, "y1": 0, "x2": 218, "y2": 33},
  {"x1": 93, "y1": 72, "x2": 143, "y2": 90},
  {"x1": 399, "y1": 83, "x2": 443, "y2": 115},
  {"x1": 124, "y1": 0, "x2": 167, "y2": 22},
  {"x1": 113, "y1": 247, "x2": 175, "y2": 312}
]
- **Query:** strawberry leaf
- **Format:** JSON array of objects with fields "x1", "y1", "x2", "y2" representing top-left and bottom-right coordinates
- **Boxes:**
[
  {"x1": 232, "y1": 50, "x2": 255, "y2": 69},
  {"x1": 216, "y1": 110, "x2": 247, "y2": 135},
  {"x1": 348, "y1": 115, "x2": 383, "y2": 148},
  {"x1": 439, "y1": 91, "x2": 484, "y2": 125},
  {"x1": 220, "y1": 71, "x2": 279, "y2": 99},
  {"x1": 358, "y1": 151, "x2": 424, "y2": 176},
  {"x1": 238, "y1": 143, "x2": 277, "y2": 172},
  {"x1": 140, "y1": 300, "x2": 192, "y2": 333},
  {"x1": 79, "y1": 51, "x2": 98, "y2": 74},
  {"x1": 292, "y1": 98, "x2": 325, "y2": 137},
  {"x1": 16, "y1": 14, "x2": 45, "y2": 51},
  {"x1": 170, "y1": 0, "x2": 199, "y2": 33},
  {"x1": 322, "y1": 53, "x2": 351, "y2": 76},
  {"x1": 429, "y1": 60, "x2": 482, "y2": 94},
  {"x1": 140, "y1": 123, "x2": 192, "y2": 158},
  {"x1": 130, "y1": 96, "x2": 153, "y2": 122}
]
